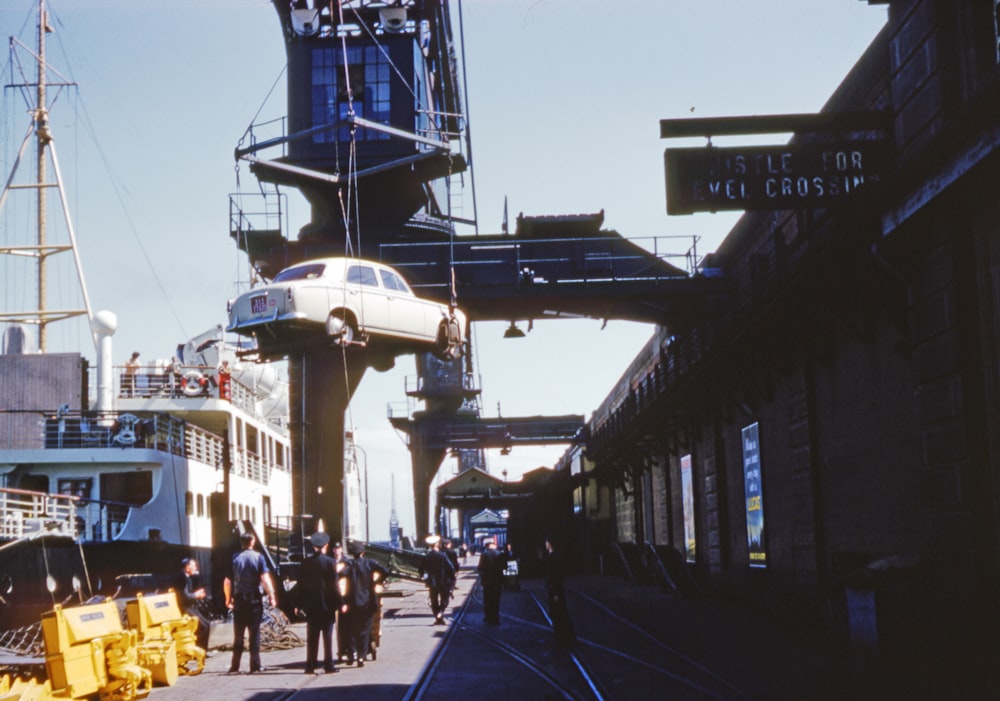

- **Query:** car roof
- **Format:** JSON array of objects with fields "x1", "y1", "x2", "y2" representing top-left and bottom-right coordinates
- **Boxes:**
[{"x1": 283, "y1": 257, "x2": 393, "y2": 272}]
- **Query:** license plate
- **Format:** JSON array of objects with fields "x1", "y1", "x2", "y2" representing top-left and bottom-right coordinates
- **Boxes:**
[{"x1": 250, "y1": 295, "x2": 267, "y2": 314}]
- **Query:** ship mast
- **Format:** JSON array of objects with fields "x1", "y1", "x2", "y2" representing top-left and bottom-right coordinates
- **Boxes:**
[{"x1": 0, "y1": 0, "x2": 93, "y2": 351}]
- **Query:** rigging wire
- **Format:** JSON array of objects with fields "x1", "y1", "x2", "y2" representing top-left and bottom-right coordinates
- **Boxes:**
[{"x1": 335, "y1": 0, "x2": 363, "y2": 435}]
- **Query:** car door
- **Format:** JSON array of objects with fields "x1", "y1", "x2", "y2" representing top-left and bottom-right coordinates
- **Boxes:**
[
  {"x1": 379, "y1": 267, "x2": 434, "y2": 341},
  {"x1": 344, "y1": 263, "x2": 390, "y2": 333}
]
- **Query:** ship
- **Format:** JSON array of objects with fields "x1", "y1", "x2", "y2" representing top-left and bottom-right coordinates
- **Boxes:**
[{"x1": 0, "y1": 325, "x2": 295, "y2": 633}]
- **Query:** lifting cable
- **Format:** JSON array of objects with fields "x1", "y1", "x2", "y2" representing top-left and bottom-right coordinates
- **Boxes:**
[{"x1": 334, "y1": 0, "x2": 363, "y2": 432}]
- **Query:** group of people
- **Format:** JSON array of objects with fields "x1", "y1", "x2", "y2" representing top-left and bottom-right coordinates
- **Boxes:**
[
  {"x1": 419, "y1": 533, "x2": 574, "y2": 647},
  {"x1": 196, "y1": 530, "x2": 387, "y2": 675},
  {"x1": 293, "y1": 532, "x2": 387, "y2": 674},
  {"x1": 475, "y1": 537, "x2": 574, "y2": 646},
  {"x1": 177, "y1": 530, "x2": 574, "y2": 678}
]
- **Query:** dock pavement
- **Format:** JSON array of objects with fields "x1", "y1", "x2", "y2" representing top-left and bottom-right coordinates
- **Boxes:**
[{"x1": 28, "y1": 555, "x2": 989, "y2": 701}]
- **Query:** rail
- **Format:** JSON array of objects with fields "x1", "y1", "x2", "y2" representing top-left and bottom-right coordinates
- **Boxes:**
[{"x1": 0, "y1": 487, "x2": 77, "y2": 540}]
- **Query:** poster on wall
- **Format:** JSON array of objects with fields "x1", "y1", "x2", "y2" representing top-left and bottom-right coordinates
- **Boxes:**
[
  {"x1": 742, "y1": 422, "x2": 767, "y2": 568},
  {"x1": 680, "y1": 454, "x2": 696, "y2": 562}
]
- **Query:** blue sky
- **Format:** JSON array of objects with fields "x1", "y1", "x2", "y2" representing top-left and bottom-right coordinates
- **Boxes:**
[{"x1": 1, "y1": 1, "x2": 887, "y2": 539}]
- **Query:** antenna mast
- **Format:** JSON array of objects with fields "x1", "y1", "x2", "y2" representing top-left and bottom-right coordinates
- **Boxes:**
[{"x1": 0, "y1": 0, "x2": 93, "y2": 351}]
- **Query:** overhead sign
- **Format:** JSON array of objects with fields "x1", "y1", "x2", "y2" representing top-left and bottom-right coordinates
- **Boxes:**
[{"x1": 665, "y1": 142, "x2": 886, "y2": 214}]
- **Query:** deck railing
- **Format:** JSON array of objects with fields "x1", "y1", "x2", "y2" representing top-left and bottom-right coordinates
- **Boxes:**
[{"x1": 0, "y1": 487, "x2": 77, "y2": 540}]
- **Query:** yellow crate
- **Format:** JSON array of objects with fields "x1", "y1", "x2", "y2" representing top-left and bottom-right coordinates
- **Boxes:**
[
  {"x1": 126, "y1": 593, "x2": 183, "y2": 634},
  {"x1": 45, "y1": 641, "x2": 107, "y2": 697},
  {"x1": 41, "y1": 600, "x2": 122, "y2": 655}
]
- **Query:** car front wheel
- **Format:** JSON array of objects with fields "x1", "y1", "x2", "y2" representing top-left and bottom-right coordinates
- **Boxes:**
[{"x1": 326, "y1": 312, "x2": 356, "y2": 346}]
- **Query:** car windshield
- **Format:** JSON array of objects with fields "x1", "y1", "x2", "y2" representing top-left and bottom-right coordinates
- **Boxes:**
[{"x1": 273, "y1": 263, "x2": 325, "y2": 283}]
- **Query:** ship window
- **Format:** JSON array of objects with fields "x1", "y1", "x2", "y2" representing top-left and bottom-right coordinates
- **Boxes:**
[
  {"x1": 58, "y1": 478, "x2": 92, "y2": 503},
  {"x1": 197, "y1": 494, "x2": 205, "y2": 517},
  {"x1": 100, "y1": 471, "x2": 152, "y2": 506},
  {"x1": 185, "y1": 491, "x2": 194, "y2": 516},
  {"x1": 20, "y1": 474, "x2": 48, "y2": 493},
  {"x1": 311, "y1": 45, "x2": 392, "y2": 143},
  {"x1": 246, "y1": 425, "x2": 259, "y2": 456}
]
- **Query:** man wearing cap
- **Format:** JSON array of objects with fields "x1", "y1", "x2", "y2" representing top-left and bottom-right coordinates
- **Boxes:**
[
  {"x1": 338, "y1": 541, "x2": 388, "y2": 666},
  {"x1": 296, "y1": 532, "x2": 340, "y2": 674},
  {"x1": 477, "y1": 538, "x2": 507, "y2": 625},
  {"x1": 419, "y1": 535, "x2": 455, "y2": 625}
]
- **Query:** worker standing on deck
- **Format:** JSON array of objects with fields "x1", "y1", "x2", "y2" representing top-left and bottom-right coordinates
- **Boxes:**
[
  {"x1": 223, "y1": 532, "x2": 277, "y2": 674},
  {"x1": 419, "y1": 535, "x2": 455, "y2": 625},
  {"x1": 338, "y1": 541, "x2": 387, "y2": 667},
  {"x1": 124, "y1": 351, "x2": 140, "y2": 397}
]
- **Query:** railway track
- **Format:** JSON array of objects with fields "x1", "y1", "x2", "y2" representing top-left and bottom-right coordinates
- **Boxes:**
[{"x1": 407, "y1": 576, "x2": 752, "y2": 701}]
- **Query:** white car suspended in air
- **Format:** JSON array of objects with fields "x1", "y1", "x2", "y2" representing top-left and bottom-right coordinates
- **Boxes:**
[{"x1": 227, "y1": 257, "x2": 466, "y2": 360}]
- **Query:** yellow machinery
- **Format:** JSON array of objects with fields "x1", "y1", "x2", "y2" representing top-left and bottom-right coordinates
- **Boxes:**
[
  {"x1": 0, "y1": 674, "x2": 54, "y2": 701},
  {"x1": 125, "y1": 592, "x2": 204, "y2": 678},
  {"x1": 40, "y1": 599, "x2": 152, "y2": 701}
]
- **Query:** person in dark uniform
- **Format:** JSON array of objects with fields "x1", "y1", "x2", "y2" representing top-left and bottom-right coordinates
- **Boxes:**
[
  {"x1": 476, "y1": 538, "x2": 507, "y2": 625},
  {"x1": 330, "y1": 541, "x2": 350, "y2": 664},
  {"x1": 223, "y1": 532, "x2": 277, "y2": 674},
  {"x1": 295, "y1": 532, "x2": 340, "y2": 674},
  {"x1": 443, "y1": 539, "x2": 460, "y2": 573},
  {"x1": 177, "y1": 557, "x2": 210, "y2": 650},
  {"x1": 338, "y1": 541, "x2": 387, "y2": 667},
  {"x1": 419, "y1": 535, "x2": 455, "y2": 625},
  {"x1": 544, "y1": 538, "x2": 576, "y2": 648}
]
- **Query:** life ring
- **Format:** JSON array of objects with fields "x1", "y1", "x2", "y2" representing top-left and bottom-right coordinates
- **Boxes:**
[{"x1": 180, "y1": 369, "x2": 208, "y2": 397}]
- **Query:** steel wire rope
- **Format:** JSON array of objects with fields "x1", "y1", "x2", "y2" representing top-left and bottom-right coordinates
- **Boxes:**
[
  {"x1": 33, "y1": 4, "x2": 188, "y2": 344},
  {"x1": 344, "y1": 3, "x2": 453, "y2": 141},
  {"x1": 76, "y1": 535, "x2": 93, "y2": 599},
  {"x1": 334, "y1": 0, "x2": 365, "y2": 451},
  {"x1": 40, "y1": 537, "x2": 56, "y2": 608},
  {"x1": 342, "y1": 0, "x2": 465, "y2": 360}
]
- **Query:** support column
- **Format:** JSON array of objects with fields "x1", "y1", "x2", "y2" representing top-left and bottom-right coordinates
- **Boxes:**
[
  {"x1": 411, "y1": 444, "x2": 447, "y2": 540},
  {"x1": 289, "y1": 348, "x2": 368, "y2": 543}
]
